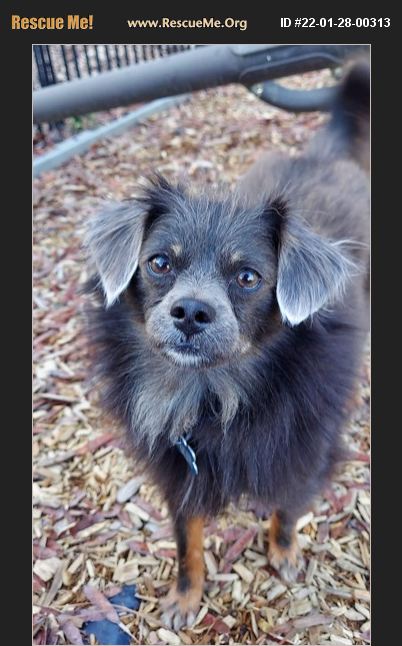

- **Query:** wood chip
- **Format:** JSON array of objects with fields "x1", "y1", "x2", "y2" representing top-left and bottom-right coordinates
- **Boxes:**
[
  {"x1": 61, "y1": 620, "x2": 84, "y2": 645},
  {"x1": 354, "y1": 588, "x2": 370, "y2": 602},
  {"x1": 113, "y1": 559, "x2": 139, "y2": 583},
  {"x1": 344, "y1": 609, "x2": 366, "y2": 621},
  {"x1": 67, "y1": 553, "x2": 85, "y2": 575},
  {"x1": 232, "y1": 579, "x2": 243, "y2": 602},
  {"x1": 116, "y1": 477, "x2": 144, "y2": 503},
  {"x1": 232, "y1": 562, "x2": 254, "y2": 583},
  {"x1": 204, "y1": 550, "x2": 218, "y2": 577},
  {"x1": 193, "y1": 604, "x2": 209, "y2": 627},
  {"x1": 305, "y1": 557, "x2": 317, "y2": 584},
  {"x1": 296, "y1": 511, "x2": 314, "y2": 530},
  {"x1": 224, "y1": 526, "x2": 258, "y2": 562},
  {"x1": 83, "y1": 584, "x2": 119, "y2": 623},
  {"x1": 289, "y1": 597, "x2": 312, "y2": 617},
  {"x1": 292, "y1": 612, "x2": 333, "y2": 630},
  {"x1": 157, "y1": 628, "x2": 181, "y2": 645},
  {"x1": 125, "y1": 502, "x2": 150, "y2": 522},
  {"x1": 249, "y1": 610, "x2": 258, "y2": 639},
  {"x1": 211, "y1": 573, "x2": 239, "y2": 582},
  {"x1": 223, "y1": 615, "x2": 237, "y2": 629},
  {"x1": 324, "y1": 587, "x2": 353, "y2": 600},
  {"x1": 258, "y1": 618, "x2": 273, "y2": 634},
  {"x1": 267, "y1": 583, "x2": 287, "y2": 601},
  {"x1": 354, "y1": 603, "x2": 370, "y2": 619},
  {"x1": 33, "y1": 557, "x2": 62, "y2": 582}
]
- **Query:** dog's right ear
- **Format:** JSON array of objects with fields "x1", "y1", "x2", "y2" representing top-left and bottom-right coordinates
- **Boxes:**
[
  {"x1": 276, "y1": 222, "x2": 354, "y2": 325},
  {"x1": 86, "y1": 201, "x2": 148, "y2": 307},
  {"x1": 270, "y1": 199, "x2": 355, "y2": 326}
]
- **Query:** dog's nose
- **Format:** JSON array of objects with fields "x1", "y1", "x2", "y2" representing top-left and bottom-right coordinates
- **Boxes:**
[{"x1": 170, "y1": 298, "x2": 216, "y2": 336}]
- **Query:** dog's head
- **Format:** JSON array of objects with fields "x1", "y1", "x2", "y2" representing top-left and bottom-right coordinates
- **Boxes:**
[{"x1": 87, "y1": 175, "x2": 354, "y2": 368}]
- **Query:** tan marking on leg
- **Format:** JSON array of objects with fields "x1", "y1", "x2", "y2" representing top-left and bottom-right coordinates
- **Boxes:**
[
  {"x1": 162, "y1": 517, "x2": 204, "y2": 630},
  {"x1": 268, "y1": 511, "x2": 301, "y2": 584}
]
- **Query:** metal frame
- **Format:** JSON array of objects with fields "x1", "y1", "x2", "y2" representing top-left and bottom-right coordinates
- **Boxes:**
[{"x1": 33, "y1": 45, "x2": 368, "y2": 123}]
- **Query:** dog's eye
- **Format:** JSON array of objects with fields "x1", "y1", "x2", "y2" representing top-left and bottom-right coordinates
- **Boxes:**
[
  {"x1": 236, "y1": 268, "x2": 262, "y2": 290},
  {"x1": 148, "y1": 254, "x2": 172, "y2": 275}
]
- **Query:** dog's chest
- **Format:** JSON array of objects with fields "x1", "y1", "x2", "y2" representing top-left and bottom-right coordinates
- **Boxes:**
[{"x1": 187, "y1": 405, "x2": 290, "y2": 499}]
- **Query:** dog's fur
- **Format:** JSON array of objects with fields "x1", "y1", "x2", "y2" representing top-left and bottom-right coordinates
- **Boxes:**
[{"x1": 85, "y1": 61, "x2": 370, "y2": 627}]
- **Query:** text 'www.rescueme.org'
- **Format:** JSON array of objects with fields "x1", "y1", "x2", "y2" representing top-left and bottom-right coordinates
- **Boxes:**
[{"x1": 127, "y1": 17, "x2": 248, "y2": 31}]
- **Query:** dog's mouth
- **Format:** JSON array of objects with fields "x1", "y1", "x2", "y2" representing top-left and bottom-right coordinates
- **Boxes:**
[
  {"x1": 163, "y1": 342, "x2": 206, "y2": 367},
  {"x1": 173, "y1": 341, "x2": 201, "y2": 354},
  {"x1": 153, "y1": 334, "x2": 249, "y2": 368}
]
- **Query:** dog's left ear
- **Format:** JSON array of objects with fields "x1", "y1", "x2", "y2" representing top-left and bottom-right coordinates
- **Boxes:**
[
  {"x1": 274, "y1": 204, "x2": 354, "y2": 326},
  {"x1": 86, "y1": 200, "x2": 148, "y2": 307}
]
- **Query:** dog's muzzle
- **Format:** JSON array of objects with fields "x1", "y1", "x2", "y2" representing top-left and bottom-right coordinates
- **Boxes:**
[{"x1": 170, "y1": 298, "x2": 216, "y2": 337}]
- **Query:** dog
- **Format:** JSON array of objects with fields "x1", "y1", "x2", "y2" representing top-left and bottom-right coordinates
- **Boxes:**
[{"x1": 85, "y1": 60, "x2": 370, "y2": 629}]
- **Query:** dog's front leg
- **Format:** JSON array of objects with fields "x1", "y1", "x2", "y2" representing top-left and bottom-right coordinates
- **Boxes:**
[
  {"x1": 268, "y1": 509, "x2": 304, "y2": 584},
  {"x1": 161, "y1": 515, "x2": 204, "y2": 630}
]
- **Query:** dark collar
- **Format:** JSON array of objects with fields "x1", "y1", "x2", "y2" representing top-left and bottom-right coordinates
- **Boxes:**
[{"x1": 175, "y1": 434, "x2": 198, "y2": 476}]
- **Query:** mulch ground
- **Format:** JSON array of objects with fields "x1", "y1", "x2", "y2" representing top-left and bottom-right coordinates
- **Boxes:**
[{"x1": 33, "y1": 71, "x2": 370, "y2": 646}]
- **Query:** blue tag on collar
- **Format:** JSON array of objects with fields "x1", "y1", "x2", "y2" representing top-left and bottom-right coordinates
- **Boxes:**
[{"x1": 175, "y1": 434, "x2": 198, "y2": 476}]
